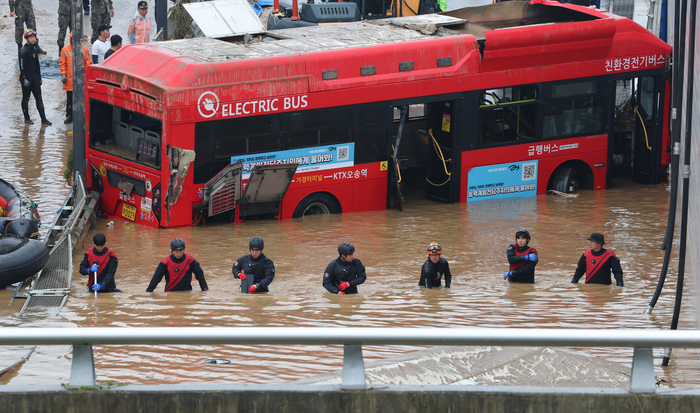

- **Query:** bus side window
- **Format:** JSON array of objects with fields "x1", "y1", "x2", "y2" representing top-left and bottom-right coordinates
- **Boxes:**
[
  {"x1": 478, "y1": 86, "x2": 538, "y2": 148},
  {"x1": 288, "y1": 107, "x2": 356, "y2": 150},
  {"x1": 542, "y1": 80, "x2": 605, "y2": 139}
]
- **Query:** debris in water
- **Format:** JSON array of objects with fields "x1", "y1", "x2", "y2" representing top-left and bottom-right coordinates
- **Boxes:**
[{"x1": 204, "y1": 359, "x2": 231, "y2": 364}]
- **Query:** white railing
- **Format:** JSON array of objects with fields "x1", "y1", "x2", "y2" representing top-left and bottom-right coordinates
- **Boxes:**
[{"x1": 2, "y1": 327, "x2": 698, "y2": 393}]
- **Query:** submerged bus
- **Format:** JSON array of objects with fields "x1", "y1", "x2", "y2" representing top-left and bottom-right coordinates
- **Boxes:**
[{"x1": 84, "y1": 0, "x2": 672, "y2": 228}]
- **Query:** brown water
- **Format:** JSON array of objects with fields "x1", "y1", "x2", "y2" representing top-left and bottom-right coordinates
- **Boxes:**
[{"x1": 0, "y1": 177, "x2": 697, "y2": 387}]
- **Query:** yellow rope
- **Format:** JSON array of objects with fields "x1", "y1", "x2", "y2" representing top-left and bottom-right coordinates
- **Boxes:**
[
  {"x1": 426, "y1": 129, "x2": 451, "y2": 186},
  {"x1": 635, "y1": 105, "x2": 652, "y2": 151}
]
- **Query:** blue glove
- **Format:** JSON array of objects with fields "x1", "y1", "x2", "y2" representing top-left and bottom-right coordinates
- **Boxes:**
[
  {"x1": 89, "y1": 263, "x2": 99, "y2": 273},
  {"x1": 525, "y1": 253, "x2": 538, "y2": 262},
  {"x1": 616, "y1": 283, "x2": 623, "y2": 287},
  {"x1": 91, "y1": 283, "x2": 104, "y2": 291},
  {"x1": 22, "y1": 79, "x2": 30, "y2": 88},
  {"x1": 504, "y1": 271, "x2": 513, "y2": 280},
  {"x1": 61, "y1": 75, "x2": 67, "y2": 84}
]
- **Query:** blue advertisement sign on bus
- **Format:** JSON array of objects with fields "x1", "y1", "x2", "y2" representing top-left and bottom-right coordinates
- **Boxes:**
[
  {"x1": 467, "y1": 160, "x2": 538, "y2": 202},
  {"x1": 231, "y1": 143, "x2": 355, "y2": 178}
]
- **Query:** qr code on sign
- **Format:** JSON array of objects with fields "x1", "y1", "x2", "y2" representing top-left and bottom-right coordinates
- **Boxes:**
[
  {"x1": 337, "y1": 146, "x2": 350, "y2": 161},
  {"x1": 522, "y1": 162, "x2": 536, "y2": 181}
]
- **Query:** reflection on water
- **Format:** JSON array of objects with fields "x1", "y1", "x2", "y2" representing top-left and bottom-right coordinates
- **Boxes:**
[{"x1": 0, "y1": 182, "x2": 696, "y2": 388}]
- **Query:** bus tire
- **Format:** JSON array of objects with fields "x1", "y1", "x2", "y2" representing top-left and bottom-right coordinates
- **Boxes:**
[
  {"x1": 550, "y1": 166, "x2": 580, "y2": 194},
  {"x1": 293, "y1": 193, "x2": 340, "y2": 218}
]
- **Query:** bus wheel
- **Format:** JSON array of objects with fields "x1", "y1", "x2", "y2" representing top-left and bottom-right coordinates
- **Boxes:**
[
  {"x1": 293, "y1": 193, "x2": 340, "y2": 218},
  {"x1": 550, "y1": 166, "x2": 580, "y2": 194}
]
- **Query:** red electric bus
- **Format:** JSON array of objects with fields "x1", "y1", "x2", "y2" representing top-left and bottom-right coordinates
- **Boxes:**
[{"x1": 84, "y1": 0, "x2": 672, "y2": 228}]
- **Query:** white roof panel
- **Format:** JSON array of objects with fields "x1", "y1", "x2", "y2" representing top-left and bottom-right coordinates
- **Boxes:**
[{"x1": 183, "y1": 0, "x2": 266, "y2": 38}]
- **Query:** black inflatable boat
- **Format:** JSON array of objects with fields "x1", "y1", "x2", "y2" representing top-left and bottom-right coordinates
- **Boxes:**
[{"x1": 0, "y1": 179, "x2": 48, "y2": 288}]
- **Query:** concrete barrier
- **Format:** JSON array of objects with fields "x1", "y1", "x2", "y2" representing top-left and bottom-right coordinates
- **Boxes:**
[{"x1": 1, "y1": 385, "x2": 700, "y2": 413}]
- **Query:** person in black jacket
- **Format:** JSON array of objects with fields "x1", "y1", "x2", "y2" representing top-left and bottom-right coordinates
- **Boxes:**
[
  {"x1": 19, "y1": 29, "x2": 51, "y2": 125},
  {"x1": 79, "y1": 233, "x2": 121, "y2": 292},
  {"x1": 146, "y1": 238, "x2": 209, "y2": 292},
  {"x1": 232, "y1": 236, "x2": 275, "y2": 293},
  {"x1": 323, "y1": 242, "x2": 366, "y2": 295},
  {"x1": 572, "y1": 232, "x2": 623, "y2": 286},
  {"x1": 419, "y1": 242, "x2": 452, "y2": 288},
  {"x1": 503, "y1": 230, "x2": 538, "y2": 283}
]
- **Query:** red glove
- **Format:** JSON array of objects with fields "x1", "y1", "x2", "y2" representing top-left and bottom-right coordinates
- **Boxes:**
[
  {"x1": 239, "y1": 272, "x2": 247, "y2": 281},
  {"x1": 204, "y1": 289, "x2": 210, "y2": 292},
  {"x1": 339, "y1": 291, "x2": 346, "y2": 295},
  {"x1": 339, "y1": 281, "x2": 349, "y2": 290},
  {"x1": 248, "y1": 284, "x2": 257, "y2": 293}
]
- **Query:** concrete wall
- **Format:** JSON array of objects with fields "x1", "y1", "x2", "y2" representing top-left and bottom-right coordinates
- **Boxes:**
[{"x1": 2, "y1": 385, "x2": 700, "y2": 413}]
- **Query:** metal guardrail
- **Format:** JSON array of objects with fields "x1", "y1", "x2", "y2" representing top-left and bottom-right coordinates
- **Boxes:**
[
  {"x1": 2, "y1": 327, "x2": 699, "y2": 393},
  {"x1": 43, "y1": 175, "x2": 87, "y2": 249}
]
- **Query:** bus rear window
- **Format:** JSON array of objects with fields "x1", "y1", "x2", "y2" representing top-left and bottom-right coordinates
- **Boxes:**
[{"x1": 89, "y1": 99, "x2": 162, "y2": 169}]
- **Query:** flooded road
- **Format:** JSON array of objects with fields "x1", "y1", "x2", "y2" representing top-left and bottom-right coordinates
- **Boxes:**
[{"x1": 0, "y1": 181, "x2": 697, "y2": 387}]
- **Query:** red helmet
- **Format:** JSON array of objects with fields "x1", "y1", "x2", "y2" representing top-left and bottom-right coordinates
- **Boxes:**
[
  {"x1": 24, "y1": 29, "x2": 37, "y2": 39},
  {"x1": 427, "y1": 242, "x2": 442, "y2": 255}
]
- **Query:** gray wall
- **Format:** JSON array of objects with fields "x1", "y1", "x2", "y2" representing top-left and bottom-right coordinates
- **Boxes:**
[{"x1": 2, "y1": 385, "x2": 700, "y2": 413}]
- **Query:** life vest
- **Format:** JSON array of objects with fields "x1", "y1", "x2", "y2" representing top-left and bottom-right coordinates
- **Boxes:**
[
  {"x1": 510, "y1": 244, "x2": 536, "y2": 272},
  {"x1": 583, "y1": 249, "x2": 616, "y2": 283},
  {"x1": 162, "y1": 253, "x2": 194, "y2": 292},
  {"x1": 85, "y1": 247, "x2": 116, "y2": 287}
]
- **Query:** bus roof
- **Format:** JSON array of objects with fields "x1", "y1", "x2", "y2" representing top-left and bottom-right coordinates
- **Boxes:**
[{"x1": 89, "y1": 0, "x2": 670, "y2": 97}]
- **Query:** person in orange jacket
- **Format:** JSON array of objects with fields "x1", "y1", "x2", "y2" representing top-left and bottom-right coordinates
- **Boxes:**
[
  {"x1": 127, "y1": 1, "x2": 153, "y2": 44},
  {"x1": 59, "y1": 36, "x2": 91, "y2": 124}
]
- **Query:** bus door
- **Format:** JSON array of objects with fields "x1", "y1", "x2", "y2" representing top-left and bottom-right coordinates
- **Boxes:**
[
  {"x1": 388, "y1": 99, "x2": 459, "y2": 210},
  {"x1": 611, "y1": 75, "x2": 665, "y2": 184},
  {"x1": 632, "y1": 76, "x2": 665, "y2": 184},
  {"x1": 425, "y1": 100, "x2": 458, "y2": 203}
]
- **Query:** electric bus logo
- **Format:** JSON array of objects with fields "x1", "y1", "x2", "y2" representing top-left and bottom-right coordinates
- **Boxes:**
[{"x1": 198, "y1": 91, "x2": 220, "y2": 118}]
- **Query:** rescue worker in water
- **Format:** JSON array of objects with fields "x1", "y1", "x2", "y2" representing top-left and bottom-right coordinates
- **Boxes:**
[
  {"x1": 79, "y1": 233, "x2": 121, "y2": 292},
  {"x1": 419, "y1": 242, "x2": 452, "y2": 288},
  {"x1": 503, "y1": 230, "x2": 538, "y2": 283},
  {"x1": 146, "y1": 238, "x2": 210, "y2": 292},
  {"x1": 572, "y1": 232, "x2": 624, "y2": 286},
  {"x1": 323, "y1": 242, "x2": 366, "y2": 295},
  {"x1": 232, "y1": 236, "x2": 275, "y2": 293}
]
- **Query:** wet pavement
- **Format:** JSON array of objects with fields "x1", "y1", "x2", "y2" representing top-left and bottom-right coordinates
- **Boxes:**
[
  {"x1": 0, "y1": 0, "x2": 153, "y2": 227},
  {"x1": 0, "y1": 0, "x2": 697, "y2": 391}
]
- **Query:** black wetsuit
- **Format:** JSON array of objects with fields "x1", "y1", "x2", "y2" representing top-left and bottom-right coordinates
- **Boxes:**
[
  {"x1": 507, "y1": 244, "x2": 538, "y2": 283},
  {"x1": 146, "y1": 253, "x2": 209, "y2": 292},
  {"x1": 323, "y1": 256, "x2": 366, "y2": 294},
  {"x1": 19, "y1": 43, "x2": 48, "y2": 122},
  {"x1": 572, "y1": 248, "x2": 624, "y2": 286},
  {"x1": 419, "y1": 257, "x2": 452, "y2": 288},
  {"x1": 232, "y1": 253, "x2": 275, "y2": 293},
  {"x1": 79, "y1": 247, "x2": 120, "y2": 292}
]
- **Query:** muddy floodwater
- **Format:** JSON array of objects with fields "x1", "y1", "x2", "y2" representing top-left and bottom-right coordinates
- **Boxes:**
[{"x1": 0, "y1": 179, "x2": 697, "y2": 387}]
